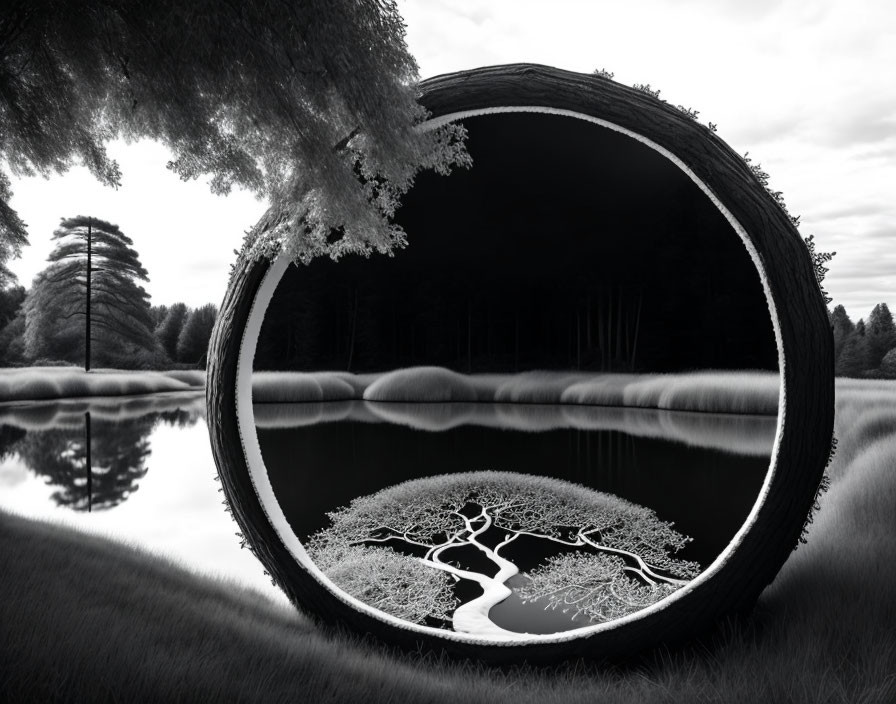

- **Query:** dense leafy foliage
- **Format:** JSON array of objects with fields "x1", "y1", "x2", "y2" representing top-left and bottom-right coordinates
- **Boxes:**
[
  {"x1": 0, "y1": 0, "x2": 469, "y2": 272},
  {"x1": 175, "y1": 304, "x2": 217, "y2": 365},
  {"x1": 155, "y1": 303, "x2": 189, "y2": 361},
  {"x1": 831, "y1": 303, "x2": 896, "y2": 378}
]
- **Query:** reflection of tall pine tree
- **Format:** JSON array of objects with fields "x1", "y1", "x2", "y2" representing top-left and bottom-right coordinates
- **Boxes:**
[
  {"x1": 867, "y1": 303, "x2": 896, "y2": 370},
  {"x1": 17, "y1": 413, "x2": 154, "y2": 511}
]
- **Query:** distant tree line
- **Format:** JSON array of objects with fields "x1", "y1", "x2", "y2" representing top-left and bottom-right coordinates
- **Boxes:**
[
  {"x1": 831, "y1": 303, "x2": 896, "y2": 379},
  {"x1": 0, "y1": 216, "x2": 216, "y2": 370}
]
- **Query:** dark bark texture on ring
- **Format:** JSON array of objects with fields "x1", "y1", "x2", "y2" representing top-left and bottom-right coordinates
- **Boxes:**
[{"x1": 206, "y1": 64, "x2": 834, "y2": 662}]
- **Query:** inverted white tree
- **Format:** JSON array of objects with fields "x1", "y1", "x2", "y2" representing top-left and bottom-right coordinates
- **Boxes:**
[{"x1": 305, "y1": 471, "x2": 700, "y2": 639}]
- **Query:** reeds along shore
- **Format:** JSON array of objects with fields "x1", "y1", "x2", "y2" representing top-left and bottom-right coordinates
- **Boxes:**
[{"x1": 2, "y1": 380, "x2": 895, "y2": 702}]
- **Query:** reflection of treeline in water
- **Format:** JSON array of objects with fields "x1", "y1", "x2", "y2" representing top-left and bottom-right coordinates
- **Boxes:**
[
  {"x1": 0, "y1": 395, "x2": 204, "y2": 511},
  {"x1": 253, "y1": 399, "x2": 777, "y2": 458}
]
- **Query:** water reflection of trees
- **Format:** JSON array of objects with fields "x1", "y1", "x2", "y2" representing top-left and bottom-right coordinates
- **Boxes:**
[
  {"x1": 16, "y1": 412, "x2": 151, "y2": 511},
  {"x1": 0, "y1": 424, "x2": 26, "y2": 460},
  {"x1": 0, "y1": 394, "x2": 203, "y2": 511}
]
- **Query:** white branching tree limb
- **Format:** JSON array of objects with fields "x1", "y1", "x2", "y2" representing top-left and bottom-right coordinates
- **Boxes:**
[
  {"x1": 305, "y1": 471, "x2": 700, "y2": 638},
  {"x1": 518, "y1": 552, "x2": 679, "y2": 623}
]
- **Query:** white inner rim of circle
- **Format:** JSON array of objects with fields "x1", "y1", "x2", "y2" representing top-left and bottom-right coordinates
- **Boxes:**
[{"x1": 234, "y1": 106, "x2": 787, "y2": 646}]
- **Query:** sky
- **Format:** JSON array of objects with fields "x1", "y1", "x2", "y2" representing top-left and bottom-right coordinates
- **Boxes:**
[{"x1": 6, "y1": 0, "x2": 895, "y2": 321}]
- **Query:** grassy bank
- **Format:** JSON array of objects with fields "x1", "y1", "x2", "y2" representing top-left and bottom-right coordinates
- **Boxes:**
[
  {"x1": 2, "y1": 381, "x2": 894, "y2": 702},
  {"x1": 254, "y1": 367, "x2": 781, "y2": 415},
  {"x1": 0, "y1": 367, "x2": 205, "y2": 402}
]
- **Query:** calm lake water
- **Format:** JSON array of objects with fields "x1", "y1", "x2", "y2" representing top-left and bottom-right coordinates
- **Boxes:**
[
  {"x1": 256, "y1": 400, "x2": 775, "y2": 634},
  {"x1": 0, "y1": 392, "x2": 775, "y2": 634},
  {"x1": 0, "y1": 392, "x2": 285, "y2": 604}
]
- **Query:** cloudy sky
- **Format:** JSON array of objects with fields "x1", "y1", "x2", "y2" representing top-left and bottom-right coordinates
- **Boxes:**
[{"x1": 7, "y1": 0, "x2": 894, "y2": 321}]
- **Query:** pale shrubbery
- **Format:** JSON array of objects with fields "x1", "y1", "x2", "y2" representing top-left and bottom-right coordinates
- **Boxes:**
[
  {"x1": 363, "y1": 366, "x2": 478, "y2": 402},
  {"x1": 0, "y1": 367, "x2": 200, "y2": 402},
  {"x1": 252, "y1": 371, "x2": 357, "y2": 403},
  {"x1": 253, "y1": 366, "x2": 781, "y2": 416}
]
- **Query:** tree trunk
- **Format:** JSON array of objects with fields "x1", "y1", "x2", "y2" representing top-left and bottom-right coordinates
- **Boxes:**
[
  {"x1": 630, "y1": 292, "x2": 643, "y2": 372},
  {"x1": 85, "y1": 221, "x2": 91, "y2": 372},
  {"x1": 576, "y1": 306, "x2": 582, "y2": 370},
  {"x1": 607, "y1": 288, "x2": 614, "y2": 371},
  {"x1": 597, "y1": 290, "x2": 606, "y2": 371},
  {"x1": 467, "y1": 298, "x2": 472, "y2": 373},
  {"x1": 451, "y1": 577, "x2": 518, "y2": 637},
  {"x1": 615, "y1": 288, "x2": 623, "y2": 367},
  {"x1": 346, "y1": 286, "x2": 358, "y2": 371}
]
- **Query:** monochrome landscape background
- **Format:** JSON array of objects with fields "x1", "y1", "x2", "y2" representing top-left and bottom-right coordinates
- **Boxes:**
[{"x1": 1, "y1": 1, "x2": 894, "y2": 702}]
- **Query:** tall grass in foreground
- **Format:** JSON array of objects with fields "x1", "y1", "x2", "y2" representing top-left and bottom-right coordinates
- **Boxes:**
[{"x1": 3, "y1": 381, "x2": 895, "y2": 702}]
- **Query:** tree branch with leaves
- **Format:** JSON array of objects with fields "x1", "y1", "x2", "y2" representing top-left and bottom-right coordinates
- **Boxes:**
[{"x1": 0, "y1": 0, "x2": 470, "y2": 273}]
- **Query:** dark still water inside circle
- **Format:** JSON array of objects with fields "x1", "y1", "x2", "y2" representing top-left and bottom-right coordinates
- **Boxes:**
[{"x1": 256, "y1": 402, "x2": 772, "y2": 633}]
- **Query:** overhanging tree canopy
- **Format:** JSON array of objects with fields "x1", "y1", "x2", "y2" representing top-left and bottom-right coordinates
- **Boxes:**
[{"x1": 0, "y1": 0, "x2": 469, "y2": 270}]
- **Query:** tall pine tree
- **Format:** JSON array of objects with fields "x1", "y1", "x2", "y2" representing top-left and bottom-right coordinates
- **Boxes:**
[
  {"x1": 830, "y1": 304, "x2": 855, "y2": 365},
  {"x1": 23, "y1": 216, "x2": 155, "y2": 369},
  {"x1": 866, "y1": 303, "x2": 896, "y2": 370},
  {"x1": 837, "y1": 319, "x2": 870, "y2": 377},
  {"x1": 155, "y1": 302, "x2": 189, "y2": 362},
  {"x1": 176, "y1": 304, "x2": 218, "y2": 367}
]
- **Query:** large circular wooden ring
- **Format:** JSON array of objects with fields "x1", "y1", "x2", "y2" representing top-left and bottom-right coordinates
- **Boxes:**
[{"x1": 207, "y1": 64, "x2": 834, "y2": 662}]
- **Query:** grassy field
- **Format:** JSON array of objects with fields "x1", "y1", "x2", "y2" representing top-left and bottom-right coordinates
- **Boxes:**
[
  {"x1": 2, "y1": 380, "x2": 894, "y2": 702},
  {"x1": 254, "y1": 367, "x2": 781, "y2": 415}
]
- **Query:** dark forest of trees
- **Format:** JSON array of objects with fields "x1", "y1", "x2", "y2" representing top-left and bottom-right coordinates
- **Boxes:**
[
  {"x1": 256, "y1": 112, "x2": 780, "y2": 375},
  {"x1": 831, "y1": 303, "x2": 896, "y2": 378}
]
